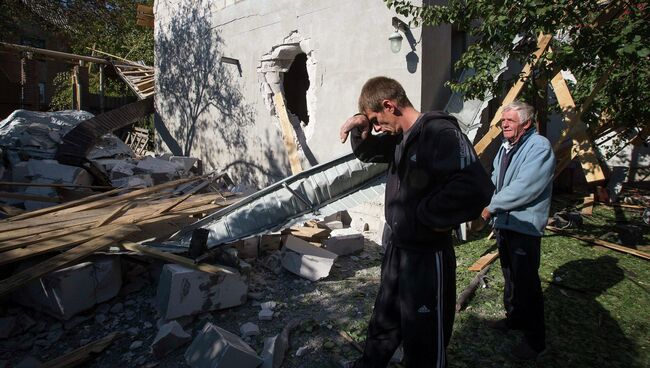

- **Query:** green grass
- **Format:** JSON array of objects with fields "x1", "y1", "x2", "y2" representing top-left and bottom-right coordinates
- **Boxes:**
[{"x1": 449, "y1": 199, "x2": 650, "y2": 367}]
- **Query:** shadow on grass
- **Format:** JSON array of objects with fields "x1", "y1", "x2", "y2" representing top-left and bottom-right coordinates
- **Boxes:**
[{"x1": 449, "y1": 255, "x2": 642, "y2": 367}]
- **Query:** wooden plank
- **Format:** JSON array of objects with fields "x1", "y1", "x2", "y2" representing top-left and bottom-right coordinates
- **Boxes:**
[
  {"x1": 0, "y1": 191, "x2": 61, "y2": 203},
  {"x1": 282, "y1": 226, "x2": 331, "y2": 241},
  {"x1": 0, "y1": 204, "x2": 24, "y2": 217},
  {"x1": 0, "y1": 223, "x2": 95, "y2": 252},
  {"x1": 0, "y1": 225, "x2": 121, "y2": 266},
  {"x1": 121, "y1": 242, "x2": 236, "y2": 275},
  {"x1": 468, "y1": 251, "x2": 499, "y2": 272},
  {"x1": 0, "y1": 225, "x2": 139, "y2": 296},
  {"x1": 0, "y1": 181, "x2": 111, "y2": 190},
  {"x1": 57, "y1": 175, "x2": 204, "y2": 214},
  {"x1": 546, "y1": 226, "x2": 650, "y2": 261},
  {"x1": 42, "y1": 332, "x2": 120, "y2": 368},
  {"x1": 474, "y1": 33, "x2": 553, "y2": 157},
  {"x1": 456, "y1": 264, "x2": 492, "y2": 312},
  {"x1": 581, "y1": 194, "x2": 594, "y2": 216},
  {"x1": 273, "y1": 93, "x2": 303, "y2": 174},
  {"x1": 0, "y1": 217, "x2": 99, "y2": 242},
  {"x1": 5, "y1": 187, "x2": 124, "y2": 222},
  {"x1": 550, "y1": 72, "x2": 606, "y2": 183},
  {"x1": 94, "y1": 202, "x2": 133, "y2": 228}
]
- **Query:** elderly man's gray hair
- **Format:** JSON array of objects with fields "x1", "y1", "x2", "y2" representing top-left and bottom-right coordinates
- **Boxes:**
[{"x1": 503, "y1": 101, "x2": 535, "y2": 124}]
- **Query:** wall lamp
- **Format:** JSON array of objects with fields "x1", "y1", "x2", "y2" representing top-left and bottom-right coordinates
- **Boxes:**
[{"x1": 389, "y1": 17, "x2": 409, "y2": 53}]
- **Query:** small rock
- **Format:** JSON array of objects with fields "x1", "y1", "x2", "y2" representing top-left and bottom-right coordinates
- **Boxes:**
[
  {"x1": 49, "y1": 322, "x2": 62, "y2": 332},
  {"x1": 79, "y1": 338, "x2": 91, "y2": 346},
  {"x1": 95, "y1": 314, "x2": 107, "y2": 324},
  {"x1": 110, "y1": 303, "x2": 124, "y2": 314},
  {"x1": 323, "y1": 341, "x2": 335, "y2": 349},
  {"x1": 127, "y1": 327, "x2": 140, "y2": 336},
  {"x1": 151, "y1": 321, "x2": 191, "y2": 359},
  {"x1": 34, "y1": 339, "x2": 50, "y2": 347},
  {"x1": 143, "y1": 322, "x2": 153, "y2": 329},
  {"x1": 0, "y1": 317, "x2": 19, "y2": 339},
  {"x1": 124, "y1": 300, "x2": 137, "y2": 307},
  {"x1": 47, "y1": 330, "x2": 63, "y2": 343},
  {"x1": 32, "y1": 321, "x2": 47, "y2": 333},
  {"x1": 129, "y1": 340, "x2": 143, "y2": 350},
  {"x1": 239, "y1": 322, "x2": 260, "y2": 337},
  {"x1": 258, "y1": 309, "x2": 274, "y2": 321},
  {"x1": 260, "y1": 301, "x2": 277, "y2": 310},
  {"x1": 296, "y1": 346, "x2": 309, "y2": 357}
]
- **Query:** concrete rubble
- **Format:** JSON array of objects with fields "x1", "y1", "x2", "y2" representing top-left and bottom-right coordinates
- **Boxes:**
[
  {"x1": 185, "y1": 322, "x2": 263, "y2": 368},
  {"x1": 13, "y1": 256, "x2": 122, "y2": 320},
  {"x1": 151, "y1": 320, "x2": 192, "y2": 359},
  {"x1": 323, "y1": 228, "x2": 364, "y2": 256},
  {"x1": 281, "y1": 235, "x2": 338, "y2": 281},
  {"x1": 156, "y1": 264, "x2": 248, "y2": 320}
]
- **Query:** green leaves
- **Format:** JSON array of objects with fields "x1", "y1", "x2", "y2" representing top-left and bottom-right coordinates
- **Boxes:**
[{"x1": 384, "y1": 0, "x2": 649, "y2": 135}]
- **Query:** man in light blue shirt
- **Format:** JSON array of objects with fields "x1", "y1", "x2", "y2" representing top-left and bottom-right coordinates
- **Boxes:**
[{"x1": 481, "y1": 101, "x2": 555, "y2": 360}]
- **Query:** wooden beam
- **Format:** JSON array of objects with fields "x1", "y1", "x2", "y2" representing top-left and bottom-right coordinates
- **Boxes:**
[
  {"x1": 0, "y1": 181, "x2": 112, "y2": 190},
  {"x1": 474, "y1": 33, "x2": 553, "y2": 158},
  {"x1": 0, "y1": 223, "x2": 95, "y2": 252},
  {"x1": 468, "y1": 251, "x2": 499, "y2": 272},
  {"x1": 0, "y1": 225, "x2": 122, "y2": 266},
  {"x1": 273, "y1": 93, "x2": 303, "y2": 175},
  {"x1": 42, "y1": 332, "x2": 120, "y2": 368},
  {"x1": 0, "y1": 41, "x2": 110, "y2": 65},
  {"x1": 546, "y1": 226, "x2": 650, "y2": 261},
  {"x1": 550, "y1": 73, "x2": 605, "y2": 183},
  {"x1": 581, "y1": 194, "x2": 594, "y2": 216},
  {"x1": 121, "y1": 242, "x2": 236, "y2": 275},
  {"x1": 5, "y1": 187, "x2": 124, "y2": 222},
  {"x1": 0, "y1": 225, "x2": 139, "y2": 296}
]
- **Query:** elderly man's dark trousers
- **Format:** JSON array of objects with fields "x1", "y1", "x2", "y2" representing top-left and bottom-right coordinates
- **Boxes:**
[
  {"x1": 354, "y1": 239, "x2": 456, "y2": 368},
  {"x1": 496, "y1": 229, "x2": 546, "y2": 352}
]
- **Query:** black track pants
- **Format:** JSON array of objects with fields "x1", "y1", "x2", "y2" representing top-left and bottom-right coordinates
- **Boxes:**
[
  {"x1": 355, "y1": 240, "x2": 456, "y2": 368},
  {"x1": 496, "y1": 229, "x2": 546, "y2": 352}
]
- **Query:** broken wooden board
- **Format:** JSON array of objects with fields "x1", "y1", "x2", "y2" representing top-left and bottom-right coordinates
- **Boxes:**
[
  {"x1": 0, "y1": 225, "x2": 139, "y2": 296},
  {"x1": 468, "y1": 251, "x2": 499, "y2": 272},
  {"x1": 474, "y1": 33, "x2": 553, "y2": 159},
  {"x1": 546, "y1": 226, "x2": 650, "y2": 261},
  {"x1": 121, "y1": 242, "x2": 236, "y2": 275},
  {"x1": 457, "y1": 264, "x2": 492, "y2": 312},
  {"x1": 273, "y1": 93, "x2": 303, "y2": 175},
  {"x1": 282, "y1": 226, "x2": 331, "y2": 242},
  {"x1": 581, "y1": 194, "x2": 595, "y2": 216},
  {"x1": 0, "y1": 224, "x2": 123, "y2": 266},
  {"x1": 550, "y1": 72, "x2": 605, "y2": 183},
  {"x1": 42, "y1": 332, "x2": 120, "y2": 368}
]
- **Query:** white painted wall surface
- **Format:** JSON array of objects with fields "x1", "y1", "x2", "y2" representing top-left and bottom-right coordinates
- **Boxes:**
[{"x1": 154, "y1": 0, "x2": 438, "y2": 187}]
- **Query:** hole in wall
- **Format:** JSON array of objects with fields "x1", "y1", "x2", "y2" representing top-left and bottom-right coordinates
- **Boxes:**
[{"x1": 282, "y1": 53, "x2": 310, "y2": 125}]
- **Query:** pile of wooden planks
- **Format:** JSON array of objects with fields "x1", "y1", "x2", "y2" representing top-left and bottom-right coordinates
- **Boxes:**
[{"x1": 0, "y1": 174, "x2": 242, "y2": 296}]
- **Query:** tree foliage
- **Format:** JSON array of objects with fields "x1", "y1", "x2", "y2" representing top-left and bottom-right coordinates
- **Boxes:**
[
  {"x1": 1, "y1": 0, "x2": 154, "y2": 102},
  {"x1": 385, "y1": 0, "x2": 649, "y2": 138}
]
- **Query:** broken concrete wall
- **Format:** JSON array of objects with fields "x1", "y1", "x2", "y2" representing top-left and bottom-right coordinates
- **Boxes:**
[{"x1": 154, "y1": 0, "x2": 452, "y2": 187}]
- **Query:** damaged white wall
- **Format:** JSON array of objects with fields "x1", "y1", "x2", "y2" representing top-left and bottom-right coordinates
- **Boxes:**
[{"x1": 154, "y1": 0, "x2": 453, "y2": 187}]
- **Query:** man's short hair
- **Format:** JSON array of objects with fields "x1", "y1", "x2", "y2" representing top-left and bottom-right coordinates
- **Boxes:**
[
  {"x1": 358, "y1": 76, "x2": 413, "y2": 113},
  {"x1": 503, "y1": 101, "x2": 535, "y2": 124}
]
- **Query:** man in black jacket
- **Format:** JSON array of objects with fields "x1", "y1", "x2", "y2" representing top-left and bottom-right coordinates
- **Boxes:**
[{"x1": 339, "y1": 77, "x2": 493, "y2": 368}]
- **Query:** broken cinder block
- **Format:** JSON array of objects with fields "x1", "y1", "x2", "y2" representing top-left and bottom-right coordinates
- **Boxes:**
[
  {"x1": 14, "y1": 256, "x2": 121, "y2": 320},
  {"x1": 323, "y1": 228, "x2": 364, "y2": 256},
  {"x1": 185, "y1": 322, "x2": 263, "y2": 368},
  {"x1": 324, "y1": 210, "x2": 352, "y2": 228},
  {"x1": 281, "y1": 235, "x2": 337, "y2": 282},
  {"x1": 151, "y1": 320, "x2": 192, "y2": 359},
  {"x1": 156, "y1": 264, "x2": 248, "y2": 321}
]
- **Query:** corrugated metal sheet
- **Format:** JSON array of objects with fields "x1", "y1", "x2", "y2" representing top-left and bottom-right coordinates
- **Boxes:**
[
  {"x1": 171, "y1": 154, "x2": 387, "y2": 247},
  {"x1": 55, "y1": 97, "x2": 154, "y2": 165}
]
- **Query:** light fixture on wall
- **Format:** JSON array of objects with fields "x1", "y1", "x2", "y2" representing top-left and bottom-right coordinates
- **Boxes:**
[{"x1": 389, "y1": 17, "x2": 408, "y2": 53}]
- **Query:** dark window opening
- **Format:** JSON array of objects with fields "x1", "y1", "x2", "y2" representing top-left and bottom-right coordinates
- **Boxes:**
[{"x1": 283, "y1": 53, "x2": 310, "y2": 124}]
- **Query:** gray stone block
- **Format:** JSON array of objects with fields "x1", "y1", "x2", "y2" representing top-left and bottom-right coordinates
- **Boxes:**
[
  {"x1": 151, "y1": 320, "x2": 191, "y2": 359},
  {"x1": 323, "y1": 228, "x2": 364, "y2": 255},
  {"x1": 185, "y1": 322, "x2": 262, "y2": 368},
  {"x1": 13, "y1": 256, "x2": 121, "y2": 320},
  {"x1": 281, "y1": 236, "x2": 337, "y2": 281},
  {"x1": 156, "y1": 264, "x2": 248, "y2": 320}
]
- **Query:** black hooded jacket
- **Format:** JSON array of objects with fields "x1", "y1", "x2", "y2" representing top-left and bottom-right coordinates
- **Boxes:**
[{"x1": 351, "y1": 111, "x2": 494, "y2": 251}]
